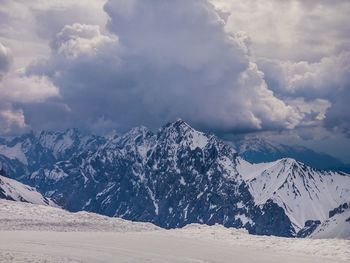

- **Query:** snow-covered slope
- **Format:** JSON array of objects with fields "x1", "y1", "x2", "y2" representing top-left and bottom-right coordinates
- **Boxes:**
[
  {"x1": 0, "y1": 200, "x2": 349, "y2": 263},
  {"x1": 310, "y1": 203, "x2": 350, "y2": 239},
  {"x1": 0, "y1": 199, "x2": 159, "y2": 232},
  {"x1": 0, "y1": 175, "x2": 55, "y2": 206},
  {"x1": 311, "y1": 211, "x2": 350, "y2": 239},
  {"x1": 237, "y1": 158, "x2": 350, "y2": 231}
]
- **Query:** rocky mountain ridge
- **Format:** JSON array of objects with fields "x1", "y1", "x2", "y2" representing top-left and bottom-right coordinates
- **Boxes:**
[{"x1": 0, "y1": 120, "x2": 349, "y2": 238}]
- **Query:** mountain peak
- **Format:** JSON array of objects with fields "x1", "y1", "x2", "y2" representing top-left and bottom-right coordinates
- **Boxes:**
[
  {"x1": 165, "y1": 118, "x2": 192, "y2": 130},
  {"x1": 160, "y1": 119, "x2": 203, "y2": 136},
  {"x1": 279, "y1": 157, "x2": 299, "y2": 166}
]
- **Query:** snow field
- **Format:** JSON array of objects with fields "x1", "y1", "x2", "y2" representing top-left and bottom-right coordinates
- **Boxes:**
[{"x1": 0, "y1": 200, "x2": 349, "y2": 263}]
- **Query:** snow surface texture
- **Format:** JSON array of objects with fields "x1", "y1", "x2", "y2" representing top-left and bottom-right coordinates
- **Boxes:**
[
  {"x1": 0, "y1": 200, "x2": 349, "y2": 263},
  {"x1": 311, "y1": 204, "x2": 350, "y2": 239},
  {"x1": 236, "y1": 157, "x2": 350, "y2": 231},
  {"x1": 0, "y1": 175, "x2": 55, "y2": 206},
  {"x1": 0, "y1": 200, "x2": 159, "y2": 232}
]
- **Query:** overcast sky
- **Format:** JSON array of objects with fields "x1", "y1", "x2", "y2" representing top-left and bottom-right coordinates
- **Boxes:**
[{"x1": 0, "y1": 0, "x2": 349, "y2": 162}]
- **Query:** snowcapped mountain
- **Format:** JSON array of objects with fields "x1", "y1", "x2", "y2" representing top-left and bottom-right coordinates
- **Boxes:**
[
  {"x1": 236, "y1": 158, "x2": 350, "y2": 232},
  {"x1": 234, "y1": 136, "x2": 349, "y2": 172},
  {"x1": 0, "y1": 172, "x2": 55, "y2": 206},
  {"x1": 0, "y1": 119, "x2": 349, "y2": 238},
  {"x1": 0, "y1": 129, "x2": 106, "y2": 181}
]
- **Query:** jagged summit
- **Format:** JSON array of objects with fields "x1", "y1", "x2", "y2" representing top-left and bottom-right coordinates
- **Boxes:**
[
  {"x1": 160, "y1": 119, "x2": 195, "y2": 134},
  {"x1": 156, "y1": 119, "x2": 215, "y2": 152},
  {"x1": 278, "y1": 157, "x2": 302, "y2": 169},
  {"x1": 167, "y1": 118, "x2": 189, "y2": 126},
  {"x1": 237, "y1": 156, "x2": 350, "y2": 231}
]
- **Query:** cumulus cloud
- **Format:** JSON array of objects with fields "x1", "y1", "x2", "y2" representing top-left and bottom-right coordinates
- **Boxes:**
[
  {"x1": 286, "y1": 98, "x2": 331, "y2": 126},
  {"x1": 259, "y1": 52, "x2": 350, "y2": 98},
  {"x1": 0, "y1": 42, "x2": 59, "y2": 134},
  {"x1": 0, "y1": 73, "x2": 59, "y2": 103},
  {"x1": 51, "y1": 23, "x2": 117, "y2": 59},
  {"x1": 32, "y1": 0, "x2": 108, "y2": 38},
  {"x1": 259, "y1": 52, "x2": 350, "y2": 136},
  {"x1": 217, "y1": 0, "x2": 350, "y2": 140},
  {"x1": 0, "y1": 71, "x2": 59, "y2": 134},
  {"x1": 0, "y1": 106, "x2": 27, "y2": 135},
  {"x1": 0, "y1": 0, "x2": 349, "y2": 160},
  {"x1": 0, "y1": 0, "x2": 108, "y2": 68},
  {"x1": 26, "y1": 0, "x2": 301, "y2": 134},
  {"x1": 213, "y1": 0, "x2": 350, "y2": 62}
]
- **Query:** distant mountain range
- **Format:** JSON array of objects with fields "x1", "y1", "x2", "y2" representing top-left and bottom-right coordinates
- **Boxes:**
[
  {"x1": 233, "y1": 136, "x2": 350, "y2": 173},
  {"x1": 0, "y1": 119, "x2": 349, "y2": 238}
]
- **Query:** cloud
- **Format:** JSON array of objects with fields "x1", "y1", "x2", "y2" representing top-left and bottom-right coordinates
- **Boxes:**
[
  {"x1": 324, "y1": 89, "x2": 350, "y2": 137},
  {"x1": 0, "y1": 0, "x2": 108, "y2": 68},
  {"x1": 0, "y1": 42, "x2": 59, "y2": 134},
  {"x1": 259, "y1": 52, "x2": 350, "y2": 137},
  {"x1": 0, "y1": 42, "x2": 12, "y2": 78},
  {"x1": 0, "y1": 0, "x2": 349, "y2": 147},
  {"x1": 0, "y1": 42, "x2": 59, "y2": 104},
  {"x1": 26, "y1": 0, "x2": 301, "y2": 134},
  {"x1": 51, "y1": 23, "x2": 117, "y2": 59},
  {"x1": 222, "y1": 0, "x2": 350, "y2": 139},
  {"x1": 0, "y1": 71, "x2": 59, "y2": 134},
  {"x1": 0, "y1": 73, "x2": 59, "y2": 103},
  {"x1": 213, "y1": 0, "x2": 350, "y2": 62},
  {"x1": 286, "y1": 98, "x2": 331, "y2": 126},
  {"x1": 0, "y1": 106, "x2": 27, "y2": 135},
  {"x1": 259, "y1": 52, "x2": 350, "y2": 98}
]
